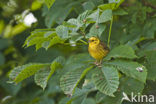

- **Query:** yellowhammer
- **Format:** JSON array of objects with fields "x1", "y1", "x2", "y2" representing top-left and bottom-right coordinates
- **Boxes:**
[{"x1": 88, "y1": 37, "x2": 109, "y2": 65}]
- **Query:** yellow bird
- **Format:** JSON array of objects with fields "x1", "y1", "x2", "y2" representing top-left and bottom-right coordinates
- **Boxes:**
[{"x1": 88, "y1": 37, "x2": 109, "y2": 65}]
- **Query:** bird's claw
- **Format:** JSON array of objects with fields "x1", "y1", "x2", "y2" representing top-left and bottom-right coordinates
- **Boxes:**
[
  {"x1": 98, "y1": 65, "x2": 102, "y2": 68},
  {"x1": 94, "y1": 61, "x2": 99, "y2": 65},
  {"x1": 94, "y1": 61, "x2": 102, "y2": 67}
]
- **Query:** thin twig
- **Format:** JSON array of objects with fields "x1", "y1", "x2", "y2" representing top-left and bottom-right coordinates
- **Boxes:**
[
  {"x1": 80, "y1": 39, "x2": 88, "y2": 45},
  {"x1": 63, "y1": 42, "x2": 87, "y2": 46},
  {"x1": 107, "y1": 16, "x2": 113, "y2": 48}
]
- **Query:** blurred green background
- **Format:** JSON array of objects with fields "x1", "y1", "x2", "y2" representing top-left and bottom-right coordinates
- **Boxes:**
[{"x1": 0, "y1": 0, "x2": 156, "y2": 104}]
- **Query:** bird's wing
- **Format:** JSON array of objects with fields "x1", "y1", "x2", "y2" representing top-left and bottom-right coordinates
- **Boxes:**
[{"x1": 100, "y1": 42, "x2": 110, "y2": 51}]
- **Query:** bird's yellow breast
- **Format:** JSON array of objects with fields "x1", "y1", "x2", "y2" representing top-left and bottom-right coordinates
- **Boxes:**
[{"x1": 88, "y1": 44, "x2": 108, "y2": 60}]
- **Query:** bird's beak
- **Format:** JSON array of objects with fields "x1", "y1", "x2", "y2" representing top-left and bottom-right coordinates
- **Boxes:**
[{"x1": 88, "y1": 40, "x2": 90, "y2": 43}]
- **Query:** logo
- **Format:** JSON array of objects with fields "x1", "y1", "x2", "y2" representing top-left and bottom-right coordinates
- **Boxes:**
[{"x1": 122, "y1": 92, "x2": 155, "y2": 103}]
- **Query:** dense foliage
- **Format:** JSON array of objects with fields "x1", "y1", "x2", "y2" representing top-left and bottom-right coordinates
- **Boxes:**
[{"x1": 0, "y1": 0, "x2": 156, "y2": 104}]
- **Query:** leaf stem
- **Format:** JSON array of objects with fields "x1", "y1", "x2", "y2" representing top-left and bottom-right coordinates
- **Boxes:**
[
  {"x1": 64, "y1": 42, "x2": 86, "y2": 46},
  {"x1": 107, "y1": 16, "x2": 113, "y2": 48},
  {"x1": 80, "y1": 39, "x2": 88, "y2": 45}
]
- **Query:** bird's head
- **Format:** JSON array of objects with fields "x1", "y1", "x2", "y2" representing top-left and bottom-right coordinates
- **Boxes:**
[{"x1": 88, "y1": 37, "x2": 100, "y2": 46}]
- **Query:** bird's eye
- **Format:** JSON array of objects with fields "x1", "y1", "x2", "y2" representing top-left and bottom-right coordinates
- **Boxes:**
[{"x1": 91, "y1": 40, "x2": 94, "y2": 42}]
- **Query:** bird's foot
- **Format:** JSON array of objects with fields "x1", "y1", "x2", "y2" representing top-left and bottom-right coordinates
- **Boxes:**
[
  {"x1": 94, "y1": 61, "x2": 99, "y2": 66},
  {"x1": 97, "y1": 65, "x2": 102, "y2": 68},
  {"x1": 94, "y1": 61, "x2": 102, "y2": 67}
]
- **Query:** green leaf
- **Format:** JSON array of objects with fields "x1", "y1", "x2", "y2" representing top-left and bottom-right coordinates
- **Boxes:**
[
  {"x1": 71, "y1": 93, "x2": 87, "y2": 104},
  {"x1": 77, "y1": 10, "x2": 91, "y2": 23},
  {"x1": 65, "y1": 53, "x2": 93, "y2": 65},
  {"x1": 42, "y1": 41, "x2": 50, "y2": 50},
  {"x1": 9, "y1": 63, "x2": 49, "y2": 83},
  {"x1": 76, "y1": 10, "x2": 92, "y2": 28},
  {"x1": 109, "y1": 0, "x2": 124, "y2": 4},
  {"x1": 34, "y1": 56, "x2": 65, "y2": 89},
  {"x1": 87, "y1": 9, "x2": 100, "y2": 23},
  {"x1": 0, "y1": 20, "x2": 4, "y2": 34},
  {"x1": 60, "y1": 66, "x2": 94, "y2": 96},
  {"x1": 145, "y1": 51, "x2": 156, "y2": 81},
  {"x1": 63, "y1": 21, "x2": 77, "y2": 28},
  {"x1": 23, "y1": 29, "x2": 56, "y2": 48},
  {"x1": 72, "y1": 83, "x2": 95, "y2": 98},
  {"x1": 116, "y1": 0, "x2": 125, "y2": 8},
  {"x1": 82, "y1": 0, "x2": 103, "y2": 11},
  {"x1": 49, "y1": 36, "x2": 64, "y2": 47},
  {"x1": 23, "y1": 29, "x2": 62, "y2": 50},
  {"x1": 38, "y1": 97, "x2": 55, "y2": 104},
  {"x1": 95, "y1": 77, "x2": 144, "y2": 104},
  {"x1": 67, "y1": 19, "x2": 81, "y2": 32},
  {"x1": 70, "y1": 33, "x2": 83, "y2": 42},
  {"x1": 49, "y1": 56, "x2": 65, "y2": 79},
  {"x1": 31, "y1": 0, "x2": 42, "y2": 11},
  {"x1": 96, "y1": 91, "x2": 122, "y2": 104},
  {"x1": 113, "y1": 8, "x2": 128, "y2": 15},
  {"x1": 83, "y1": 1, "x2": 95, "y2": 10},
  {"x1": 98, "y1": 0, "x2": 124, "y2": 10},
  {"x1": 138, "y1": 41, "x2": 156, "y2": 57},
  {"x1": 105, "y1": 45, "x2": 138, "y2": 60},
  {"x1": 34, "y1": 67, "x2": 51, "y2": 90},
  {"x1": 81, "y1": 98, "x2": 96, "y2": 104},
  {"x1": 120, "y1": 77, "x2": 144, "y2": 95},
  {"x1": 62, "y1": 53, "x2": 93, "y2": 78},
  {"x1": 92, "y1": 65, "x2": 119, "y2": 96},
  {"x1": 44, "y1": 31, "x2": 55, "y2": 37},
  {"x1": 109, "y1": 0, "x2": 124, "y2": 8},
  {"x1": 0, "y1": 77, "x2": 21, "y2": 96},
  {"x1": 142, "y1": 18, "x2": 156, "y2": 38},
  {"x1": 98, "y1": 3, "x2": 116, "y2": 11},
  {"x1": 109, "y1": 0, "x2": 120, "y2": 3},
  {"x1": 67, "y1": 89, "x2": 88, "y2": 104},
  {"x1": 66, "y1": 83, "x2": 96, "y2": 104},
  {"x1": 106, "y1": 59, "x2": 147, "y2": 83},
  {"x1": 56, "y1": 25, "x2": 69, "y2": 39},
  {"x1": 45, "y1": 0, "x2": 55, "y2": 9},
  {"x1": 24, "y1": 32, "x2": 44, "y2": 47},
  {"x1": 99, "y1": 9, "x2": 112, "y2": 23},
  {"x1": 43, "y1": 36, "x2": 64, "y2": 50},
  {"x1": 0, "y1": 52, "x2": 5, "y2": 65},
  {"x1": 43, "y1": 0, "x2": 83, "y2": 28},
  {"x1": 88, "y1": 24, "x2": 106, "y2": 37},
  {"x1": 0, "y1": 39, "x2": 11, "y2": 50},
  {"x1": 59, "y1": 97, "x2": 71, "y2": 104}
]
